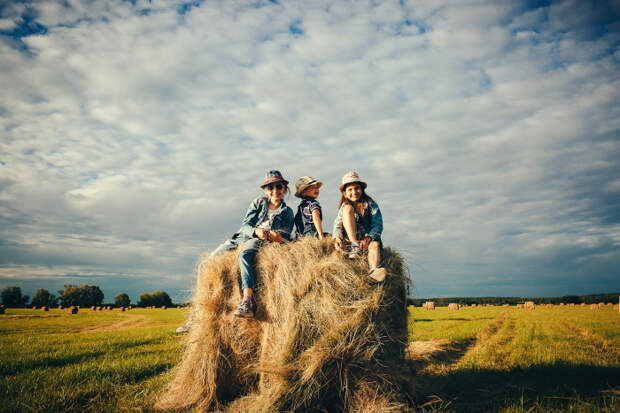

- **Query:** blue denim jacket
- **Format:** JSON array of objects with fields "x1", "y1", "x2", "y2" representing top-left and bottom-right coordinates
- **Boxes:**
[
  {"x1": 332, "y1": 197, "x2": 383, "y2": 241},
  {"x1": 237, "y1": 196, "x2": 295, "y2": 241}
]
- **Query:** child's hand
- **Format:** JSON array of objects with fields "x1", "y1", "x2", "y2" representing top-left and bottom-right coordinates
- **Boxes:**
[
  {"x1": 255, "y1": 228, "x2": 268, "y2": 240},
  {"x1": 268, "y1": 231, "x2": 284, "y2": 243},
  {"x1": 360, "y1": 236, "x2": 372, "y2": 251}
]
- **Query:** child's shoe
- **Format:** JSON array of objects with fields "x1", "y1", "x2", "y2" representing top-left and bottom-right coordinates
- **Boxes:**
[
  {"x1": 348, "y1": 243, "x2": 361, "y2": 259},
  {"x1": 234, "y1": 298, "x2": 255, "y2": 318},
  {"x1": 367, "y1": 266, "x2": 387, "y2": 284},
  {"x1": 175, "y1": 314, "x2": 193, "y2": 333}
]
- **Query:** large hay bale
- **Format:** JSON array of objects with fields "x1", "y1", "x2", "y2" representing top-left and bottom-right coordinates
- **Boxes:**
[
  {"x1": 525, "y1": 301, "x2": 535, "y2": 310},
  {"x1": 423, "y1": 301, "x2": 435, "y2": 310},
  {"x1": 156, "y1": 237, "x2": 410, "y2": 413},
  {"x1": 448, "y1": 303, "x2": 459, "y2": 310}
]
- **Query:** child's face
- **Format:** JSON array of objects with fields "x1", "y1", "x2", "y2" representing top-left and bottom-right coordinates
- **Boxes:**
[
  {"x1": 302, "y1": 184, "x2": 320, "y2": 199},
  {"x1": 264, "y1": 183, "x2": 286, "y2": 203},
  {"x1": 344, "y1": 183, "x2": 362, "y2": 202}
]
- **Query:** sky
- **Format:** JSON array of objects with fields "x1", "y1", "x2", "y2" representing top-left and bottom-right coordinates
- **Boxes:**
[{"x1": 1, "y1": 0, "x2": 619, "y2": 304}]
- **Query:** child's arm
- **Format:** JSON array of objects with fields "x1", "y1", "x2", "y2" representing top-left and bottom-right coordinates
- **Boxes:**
[{"x1": 312, "y1": 209, "x2": 324, "y2": 240}]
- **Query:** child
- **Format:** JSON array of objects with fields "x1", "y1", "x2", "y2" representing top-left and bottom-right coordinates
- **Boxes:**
[
  {"x1": 294, "y1": 176, "x2": 325, "y2": 240},
  {"x1": 332, "y1": 171, "x2": 387, "y2": 283},
  {"x1": 176, "y1": 170, "x2": 294, "y2": 330}
]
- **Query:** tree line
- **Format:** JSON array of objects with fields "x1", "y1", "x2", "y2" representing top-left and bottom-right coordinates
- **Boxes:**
[
  {"x1": 1, "y1": 285, "x2": 174, "y2": 308},
  {"x1": 407, "y1": 292, "x2": 620, "y2": 306}
]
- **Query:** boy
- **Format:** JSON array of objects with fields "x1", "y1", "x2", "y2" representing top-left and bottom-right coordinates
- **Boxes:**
[{"x1": 294, "y1": 176, "x2": 325, "y2": 240}]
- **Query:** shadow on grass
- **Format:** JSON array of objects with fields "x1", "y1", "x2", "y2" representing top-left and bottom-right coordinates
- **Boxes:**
[
  {"x1": 411, "y1": 317, "x2": 495, "y2": 323},
  {"x1": 411, "y1": 363, "x2": 620, "y2": 412},
  {"x1": 0, "y1": 351, "x2": 107, "y2": 375}
]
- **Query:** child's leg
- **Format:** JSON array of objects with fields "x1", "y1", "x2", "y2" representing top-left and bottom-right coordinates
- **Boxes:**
[
  {"x1": 368, "y1": 240, "x2": 381, "y2": 269},
  {"x1": 342, "y1": 204, "x2": 360, "y2": 243},
  {"x1": 238, "y1": 238, "x2": 261, "y2": 298}
]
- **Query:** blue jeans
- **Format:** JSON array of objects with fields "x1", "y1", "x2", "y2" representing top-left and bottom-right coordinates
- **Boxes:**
[{"x1": 210, "y1": 237, "x2": 263, "y2": 291}]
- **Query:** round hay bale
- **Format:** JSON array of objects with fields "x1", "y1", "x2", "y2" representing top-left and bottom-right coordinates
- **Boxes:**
[
  {"x1": 67, "y1": 306, "x2": 78, "y2": 314},
  {"x1": 41, "y1": 306, "x2": 49, "y2": 311},
  {"x1": 598, "y1": 302, "x2": 605, "y2": 307},
  {"x1": 502, "y1": 304, "x2": 509, "y2": 307},
  {"x1": 569, "y1": 303, "x2": 575, "y2": 307},
  {"x1": 91, "y1": 306, "x2": 96, "y2": 310},
  {"x1": 448, "y1": 303, "x2": 459, "y2": 310},
  {"x1": 162, "y1": 306, "x2": 167, "y2": 310},
  {"x1": 559, "y1": 302, "x2": 565, "y2": 306},
  {"x1": 32, "y1": 306, "x2": 38, "y2": 310},
  {"x1": 423, "y1": 301, "x2": 435, "y2": 310},
  {"x1": 590, "y1": 304, "x2": 599, "y2": 310},
  {"x1": 156, "y1": 238, "x2": 411, "y2": 412},
  {"x1": 546, "y1": 304, "x2": 553, "y2": 308},
  {"x1": 471, "y1": 303, "x2": 477, "y2": 307},
  {"x1": 96, "y1": 306, "x2": 102, "y2": 311},
  {"x1": 525, "y1": 301, "x2": 535, "y2": 310},
  {"x1": 580, "y1": 303, "x2": 586, "y2": 306}
]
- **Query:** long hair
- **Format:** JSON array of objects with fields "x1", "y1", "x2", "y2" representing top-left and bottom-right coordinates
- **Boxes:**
[{"x1": 337, "y1": 184, "x2": 370, "y2": 212}]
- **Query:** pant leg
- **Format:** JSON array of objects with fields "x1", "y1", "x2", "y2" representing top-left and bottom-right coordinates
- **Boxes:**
[
  {"x1": 238, "y1": 238, "x2": 262, "y2": 290},
  {"x1": 209, "y1": 239, "x2": 237, "y2": 258}
]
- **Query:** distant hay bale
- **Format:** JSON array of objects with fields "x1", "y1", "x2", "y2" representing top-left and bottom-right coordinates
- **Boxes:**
[
  {"x1": 525, "y1": 301, "x2": 535, "y2": 310},
  {"x1": 516, "y1": 304, "x2": 524, "y2": 309},
  {"x1": 471, "y1": 303, "x2": 477, "y2": 307},
  {"x1": 590, "y1": 304, "x2": 599, "y2": 310},
  {"x1": 598, "y1": 302, "x2": 605, "y2": 307},
  {"x1": 423, "y1": 301, "x2": 435, "y2": 310},
  {"x1": 156, "y1": 237, "x2": 411, "y2": 413},
  {"x1": 559, "y1": 302, "x2": 565, "y2": 306},
  {"x1": 546, "y1": 304, "x2": 553, "y2": 308},
  {"x1": 96, "y1": 306, "x2": 102, "y2": 311},
  {"x1": 41, "y1": 306, "x2": 49, "y2": 311},
  {"x1": 569, "y1": 303, "x2": 575, "y2": 307},
  {"x1": 448, "y1": 303, "x2": 459, "y2": 310},
  {"x1": 607, "y1": 302, "x2": 612, "y2": 306},
  {"x1": 67, "y1": 306, "x2": 78, "y2": 314},
  {"x1": 32, "y1": 306, "x2": 38, "y2": 310},
  {"x1": 57, "y1": 305, "x2": 63, "y2": 309},
  {"x1": 162, "y1": 306, "x2": 167, "y2": 310},
  {"x1": 502, "y1": 304, "x2": 509, "y2": 307},
  {"x1": 581, "y1": 303, "x2": 586, "y2": 306}
]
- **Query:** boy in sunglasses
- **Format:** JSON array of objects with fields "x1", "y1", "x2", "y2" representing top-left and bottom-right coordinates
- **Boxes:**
[{"x1": 176, "y1": 170, "x2": 294, "y2": 331}]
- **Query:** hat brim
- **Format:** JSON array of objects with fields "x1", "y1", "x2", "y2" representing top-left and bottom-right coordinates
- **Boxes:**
[
  {"x1": 261, "y1": 179, "x2": 289, "y2": 188},
  {"x1": 295, "y1": 180, "x2": 322, "y2": 197},
  {"x1": 339, "y1": 181, "x2": 367, "y2": 192}
]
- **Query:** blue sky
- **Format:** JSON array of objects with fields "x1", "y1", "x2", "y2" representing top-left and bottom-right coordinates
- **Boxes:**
[{"x1": 1, "y1": 0, "x2": 619, "y2": 303}]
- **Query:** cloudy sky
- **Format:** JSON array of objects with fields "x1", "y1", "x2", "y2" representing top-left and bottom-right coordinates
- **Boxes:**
[{"x1": 1, "y1": 0, "x2": 619, "y2": 304}]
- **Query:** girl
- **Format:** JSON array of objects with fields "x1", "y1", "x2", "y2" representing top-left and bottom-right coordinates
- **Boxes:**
[
  {"x1": 294, "y1": 175, "x2": 325, "y2": 240},
  {"x1": 332, "y1": 171, "x2": 387, "y2": 283},
  {"x1": 208, "y1": 170, "x2": 294, "y2": 318}
]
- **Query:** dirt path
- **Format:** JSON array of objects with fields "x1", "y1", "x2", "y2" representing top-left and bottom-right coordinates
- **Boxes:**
[{"x1": 81, "y1": 314, "x2": 151, "y2": 332}]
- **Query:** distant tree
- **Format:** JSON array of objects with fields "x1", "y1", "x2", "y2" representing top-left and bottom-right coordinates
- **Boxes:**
[
  {"x1": 138, "y1": 291, "x2": 172, "y2": 307},
  {"x1": 31, "y1": 288, "x2": 57, "y2": 307},
  {"x1": 1, "y1": 286, "x2": 29, "y2": 307},
  {"x1": 115, "y1": 293, "x2": 131, "y2": 307},
  {"x1": 58, "y1": 285, "x2": 104, "y2": 307}
]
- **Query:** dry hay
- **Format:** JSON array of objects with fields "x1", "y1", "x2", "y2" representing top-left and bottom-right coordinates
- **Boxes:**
[
  {"x1": 471, "y1": 304, "x2": 477, "y2": 307},
  {"x1": 569, "y1": 303, "x2": 575, "y2": 307},
  {"x1": 559, "y1": 302, "x2": 565, "y2": 306},
  {"x1": 502, "y1": 304, "x2": 509, "y2": 307},
  {"x1": 67, "y1": 306, "x2": 78, "y2": 314},
  {"x1": 598, "y1": 302, "x2": 605, "y2": 307},
  {"x1": 581, "y1": 303, "x2": 586, "y2": 306},
  {"x1": 516, "y1": 304, "x2": 524, "y2": 309},
  {"x1": 156, "y1": 237, "x2": 411, "y2": 413},
  {"x1": 545, "y1": 304, "x2": 553, "y2": 308},
  {"x1": 447, "y1": 303, "x2": 459, "y2": 310},
  {"x1": 590, "y1": 304, "x2": 599, "y2": 310},
  {"x1": 422, "y1": 301, "x2": 435, "y2": 310},
  {"x1": 41, "y1": 306, "x2": 49, "y2": 311},
  {"x1": 525, "y1": 301, "x2": 535, "y2": 310},
  {"x1": 96, "y1": 306, "x2": 102, "y2": 311}
]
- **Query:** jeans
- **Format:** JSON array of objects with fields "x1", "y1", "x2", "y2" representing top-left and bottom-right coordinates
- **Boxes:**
[{"x1": 210, "y1": 236, "x2": 263, "y2": 291}]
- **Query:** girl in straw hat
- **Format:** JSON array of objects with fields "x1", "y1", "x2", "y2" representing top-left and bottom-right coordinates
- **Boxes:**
[
  {"x1": 333, "y1": 171, "x2": 387, "y2": 283},
  {"x1": 294, "y1": 176, "x2": 325, "y2": 240}
]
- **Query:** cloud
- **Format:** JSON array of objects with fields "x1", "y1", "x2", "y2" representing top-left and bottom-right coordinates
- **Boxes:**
[{"x1": 1, "y1": 0, "x2": 619, "y2": 301}]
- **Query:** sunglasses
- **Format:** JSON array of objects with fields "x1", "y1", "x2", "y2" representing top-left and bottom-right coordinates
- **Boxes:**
[{"x1": 265, "y1": 183, "x2": 285, "y2": 191}]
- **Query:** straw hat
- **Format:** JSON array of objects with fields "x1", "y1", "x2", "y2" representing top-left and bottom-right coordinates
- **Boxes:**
[
  {"x1": 295, "y1": 176, "x2": 323, "y2": 197},
  {"x1": 261, "y1": 170, "x2": 289, "y2": 188},
  {"x1": 339, "y1": 171, "x2": 367, "y2": 191}
]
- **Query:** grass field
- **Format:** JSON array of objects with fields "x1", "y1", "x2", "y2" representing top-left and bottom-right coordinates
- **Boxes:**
[{"x1": 0, "y1": 305, "x2": 618, "y2": 412}]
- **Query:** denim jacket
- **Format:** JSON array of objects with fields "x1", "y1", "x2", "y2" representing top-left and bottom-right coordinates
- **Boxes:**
[
  {"x1": 236, "y1": 196, "x2": 295, "y2": 241},
  {"x1": 332, "y1": 197, "x2": 383, "y2": 241}
]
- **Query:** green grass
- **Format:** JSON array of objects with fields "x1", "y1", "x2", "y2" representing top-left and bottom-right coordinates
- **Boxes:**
[
  {"x1": 408, "y1": 305, "x2": 620, "y2": 412},
  {"x1": 1, "y1": 305, "x2": 618, "y2": 412}
]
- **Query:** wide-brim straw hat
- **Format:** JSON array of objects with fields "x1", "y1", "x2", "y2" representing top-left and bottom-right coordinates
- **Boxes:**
[
  {"x1": 339, "y1": 171, "x2": 367, "y2": 191},
  {"x1": 261, "y1": 170, "x2": 289, "y2": 188},
  {"x1": 295, "y1": 176, "x2": 323, "y2": 197}
]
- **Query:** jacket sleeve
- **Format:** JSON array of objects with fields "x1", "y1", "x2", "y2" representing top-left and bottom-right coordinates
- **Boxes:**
[
  {"x1": 238, "y1": 198, "x2": 262, "y2": 238},
  {"x1": 332, "y1": 205, "x2": 344, "y2": 239},
  {"x1": 280, "y1": 207, "x2": 295, "y2": 241},
  {"x1": 367, "y1": 199, "x2": 383, "y2": 240}
]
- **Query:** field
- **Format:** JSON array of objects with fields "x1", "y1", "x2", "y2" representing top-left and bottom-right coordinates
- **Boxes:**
[{"x1": 0, "y1": 305, "x2": 618, "y2": 413}]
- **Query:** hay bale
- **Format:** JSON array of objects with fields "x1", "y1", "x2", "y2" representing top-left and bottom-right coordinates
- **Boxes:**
[
  {"x1": 502, "y1": 304, "x2": 509, "y2": 307},
  {"x1": 67, "y1": 306, "x2": 78, "y2": 314},
  {"x1": 569, "y1": 303, "x2": 575, "y2": 307},
  {"x1": 559, "y1": 302, "x2": 565, "y2": 306},
  {"x1": 471, "y1": 303, "x2": 477, "y2": 307},
  {"x1": 162, "y1": 306, "x2": 167, "y2": 310},
  {"x1": 41, "y1": 306, "x2": 49, "y2": 311},
  {"x1": 545, "y1": 304, "x2": 553, "y2": 308},
  {"x1": 590, "y1": 304, "x2": 599, "y2": 310},
  {"x1": 96, "y1": 306, "x2": 102, "y2": 311},
  {"x1": 516, "y1": 303, "x2": 524, "y2": 309},
  {"x1": 581, "y1": 303, "x2": 586, "y2": 306},
  {"x1": 423, "y1": 301, "x2": 435, "y2": 310},
  {"x1": 525, "y1": 301, "x2": 535, "y2": 310},
  {"x1": 156, "y1": 237, "x2": 410, "y2": 412},
  {"x1": 448, "y1": 303, "x2": 459, "y2": 310},
  {"x1": 598, "y1": 302, "x2": 605, "y2": 307}
]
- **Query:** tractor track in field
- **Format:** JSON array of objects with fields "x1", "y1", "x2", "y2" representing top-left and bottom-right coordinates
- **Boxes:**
[
  {"x1": 562, "y1": 321, "x2": 619, "y2": 358},
  {"x1": 80, "y1": 314, "x2": 151, "y2": 332}
]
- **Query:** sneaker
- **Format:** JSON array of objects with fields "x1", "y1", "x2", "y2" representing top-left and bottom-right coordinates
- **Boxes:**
[
  {"x1": 175, "y1": 313, "x2": 193, "y2": 334},
  {"x1": 348, "y1": 243, "x2": 361, "y2": 259},
  {"x1": 234, "y1": 298, "x2": 254, "y2": 318},
  {"x1": 368, "y1": 266, "x2": 387, "y2": 284}
]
